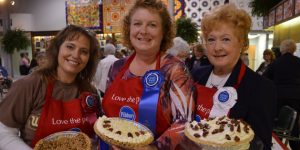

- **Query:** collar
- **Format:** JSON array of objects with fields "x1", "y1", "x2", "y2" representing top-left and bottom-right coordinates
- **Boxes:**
[{"x1": 198, "y1": 59, "x2": 245, "y2": 87}]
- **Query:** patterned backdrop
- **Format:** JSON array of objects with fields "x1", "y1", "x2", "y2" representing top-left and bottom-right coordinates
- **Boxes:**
[
  {"x1": 174, "y1": 0, "x2": 185, "y2": 20},
  {"x1": 184, "y1": 0, "x2": 225, "y2": 27},
  {"x1": 66, "y1": 0, "x2": 263, "y2": 33},
  {"x1": 102, "y1": 0, "x2": 135, "y2": 33},
  {"x1": 66, "y1": 0, "x2": 102, "y2": 30},
  {"x1": 230, "y1": 0, "x2": 263, "y2": 30}
]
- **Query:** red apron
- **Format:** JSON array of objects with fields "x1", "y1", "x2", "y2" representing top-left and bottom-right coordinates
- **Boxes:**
[
  {"x1": 31, "y1": 80, "x2": 98, "y2": 147},
  {"x1": 102, "y1": 53, "x2": 169, "y2": 136},
  {"x1": 195, "y1": 63, "x2": 246, "y2": 120}
]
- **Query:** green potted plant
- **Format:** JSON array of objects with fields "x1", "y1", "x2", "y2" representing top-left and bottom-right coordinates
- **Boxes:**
[
  {"x1": 1, "y1": 28, "x2": 30, "y2": 54},
  {"x1": 175, "y1": 17, "x2": 198, "y2": 44},
  {"x1": 250, "y1": 0, "x2": 281, "y2": 16}
]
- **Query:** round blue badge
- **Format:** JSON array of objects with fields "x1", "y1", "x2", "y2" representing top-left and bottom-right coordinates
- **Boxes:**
[
  {"x1": 195, "y1": 115, "x2": 201, "y2": 122},
  {"x1": 119, "y1": 106, "x2": 135, "y2": 121},
  {"x1": 70, "y1": 128, "x2": 81, "y2": 132},
  {"x1": 85, "y1": 95, "x2": 94, "y2": 107},
  {"x1": 218, "y1": 91, "x2": 230, "y2": 102},
  {"x1": 145, "y1": 72, "x2": 159, "y2": 87}
]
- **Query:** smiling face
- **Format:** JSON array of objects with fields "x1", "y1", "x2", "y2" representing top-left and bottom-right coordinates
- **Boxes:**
[
  {"x1": 263, "y1": 53, "x2": 272, "y2": 62},
  {"x1": 193, "y1": 48, "x2": 204, "y2": 58},
  {"x1": 57, "y1": 34, "x2": 90, "y2": 82},
  {"x1": 205, "y1": 23, "x2": 243, "y2": 75},
  {"x1": 129, "y1": 8, "x2": 163, "y2": 55}
]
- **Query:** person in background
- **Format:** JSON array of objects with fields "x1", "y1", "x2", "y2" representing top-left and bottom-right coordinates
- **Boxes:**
[
  {"x1": 101, "y1": 0, "x2": 194, "y2": 149},
  {"x1": 114, "y1": 51, "x2": 124, "y2": 59},
  {"x1": 97, "y1": 47, "x2": 105, "y2": 61},
  {"x1": 240, "y1": 51, "x2": 249, "y2": 66},
  {"x1": 256, "y1": 49, "x2": 275, "y2": 75},
  {"x1": 19, "y1": 52, "x2": 30, "y2": 75},
  {"x1": 29, "y1": 51, "x2": 39, "y2": 71},
  {"x1": 185, "y1": 43, "x2": 211, "y2": 72},
  {"x1": 25, "y1": 52, "x2": 31, "y2": 64},
  {"x1": 166, "y1": 37, "x2": 190, "y2": 61},
  {"x1": 120, "y1": 48, "x2": 130, "y2": 57},
  {"x1": 264, "y1": 39, "x2": 300, "y2": 150},
  {"x1": 0, "y1": 64, "x2": 13, "y2": 90},
  {"x1": 93, "y1": 43, "x2": 118, "y2": 97},
  {"x1": 0, "y1": 64, "x2": 12, "y2": 81},
  {"x1": 190, "y1": 4, "x2": 276, "y2": 150},
  {"x1": 272, "y1": 47, "x2": 281, "y2": 59},
  {"x1": 0, "y1": 25, "x2": 101, "y2": 149},
  {"x1": 29, "y1": 52, "x2": 47, "y2": 73}
]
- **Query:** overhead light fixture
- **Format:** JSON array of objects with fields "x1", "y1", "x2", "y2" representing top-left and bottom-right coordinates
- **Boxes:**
[
  {"x1": 280, "y1": 16, "x2": 300, "y2": 27},
  {"x1": 10, "y1": 0, "x2": 15, "y2": 5}
]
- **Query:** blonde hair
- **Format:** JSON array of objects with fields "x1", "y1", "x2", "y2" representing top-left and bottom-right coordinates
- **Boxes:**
[{"x1": 201, "y1": 4, "x2": 252, "y2": 52}]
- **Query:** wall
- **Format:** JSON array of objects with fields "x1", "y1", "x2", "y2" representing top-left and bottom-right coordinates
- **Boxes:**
[
  {"x1": 230, "y1": 0, "x2": 263, "y2": 30},
  {"x1": 10, "y1": 13, "x2": 34, "y2": 31},
  {"x1": 248, "y1": 33, "x2": 272, "y2": 71},
  {"x1": 2, "y1": 0, "x2": 67, "y2": 77},
  {"x1": 10, "y1": 0, "x2": 66, "y2": 31},
  {"x1": 273, "y1": 17, "x2": 300, "y2": 46}
]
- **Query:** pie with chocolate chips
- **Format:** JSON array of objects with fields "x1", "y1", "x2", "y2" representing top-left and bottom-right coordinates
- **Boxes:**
[
  {"x1": 94, "y1": 116, "x2": 154, "y2": 149},
  {"x1": 184, "y1": 116, "x2": 254, "y2": 150},
  {"x1": 34, "y1": 131, "x2": 92, "y2": 150}
]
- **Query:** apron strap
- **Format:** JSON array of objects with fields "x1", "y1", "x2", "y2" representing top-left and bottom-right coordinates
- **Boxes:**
[
  {"x1": 45, "y1": 80, "x2": 54, "y2": 100},
  {"x1": 115, "y1": 52, "x2": 161, "y2": 80},
  {"x1": 31, "y1": 80, "x2": 55, "y2": 147},
  {"x1": 234, "y1": 63, "x2": 246, "y2": 89}
]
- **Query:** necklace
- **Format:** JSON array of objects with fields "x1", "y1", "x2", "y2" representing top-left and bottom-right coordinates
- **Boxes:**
[{"x1": 208, "y1": 72, "x2": 230, "y2": 89}]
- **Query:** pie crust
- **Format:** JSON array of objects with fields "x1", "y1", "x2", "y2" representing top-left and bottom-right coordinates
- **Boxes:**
[{"x1": 184, "y1": 116, "x2": 254, "y2": 150}]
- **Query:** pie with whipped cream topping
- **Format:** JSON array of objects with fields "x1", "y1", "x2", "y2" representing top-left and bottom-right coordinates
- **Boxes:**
[
  {"x1": 94, "y1": 116, "x2": 154, "y2": 149},
  {"x1": 184, "y1": 116, "x2": 254, "y2": 150}
]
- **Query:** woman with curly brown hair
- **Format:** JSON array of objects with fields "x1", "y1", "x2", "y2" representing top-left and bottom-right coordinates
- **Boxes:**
[
  {"x1": 0, "y1": 25, "x2": 101, "y2": 149},
  {"x1": 101, "y1": 0, "x2": 194, "y2": 149}
]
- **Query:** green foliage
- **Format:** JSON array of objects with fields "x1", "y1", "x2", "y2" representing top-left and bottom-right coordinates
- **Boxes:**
[
  {"x1": 1, "y1": 29, "x2": 30, "y2": 54},
  {"x1": 250, "y1": 0, "x2": 281, "y2": 17},
  {"x1": 175, "y1": 17, "x2": 198, "y2": 44}
]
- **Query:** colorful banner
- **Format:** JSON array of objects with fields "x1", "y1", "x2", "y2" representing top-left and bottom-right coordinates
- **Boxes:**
[
  {"x1": 66, "y1": 0, "x2": 102, "y2": 30},
  {"x1": 103, "y1": 0, "x2": 135, "y2": 33},
  {"x1": 184, "y1": 0, "x2": 224, "y2": 27},
  {"x1": 174, "y1": 0, "x2": 185, "y2": 20}
]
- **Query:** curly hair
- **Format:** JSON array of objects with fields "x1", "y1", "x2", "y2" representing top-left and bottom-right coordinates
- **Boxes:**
[
  {"x1": 201, "y1": 4, "x2": 252, "y2": 52},
  {"x1": 37, "y1": 25, "x2": 99, "y2": 92},
  {"x1": 122, "y1": 0, "x2": 175, "y2": 52},
  {"x1": 167, "y1": 37, "x2": 190, "y2": 56}
]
